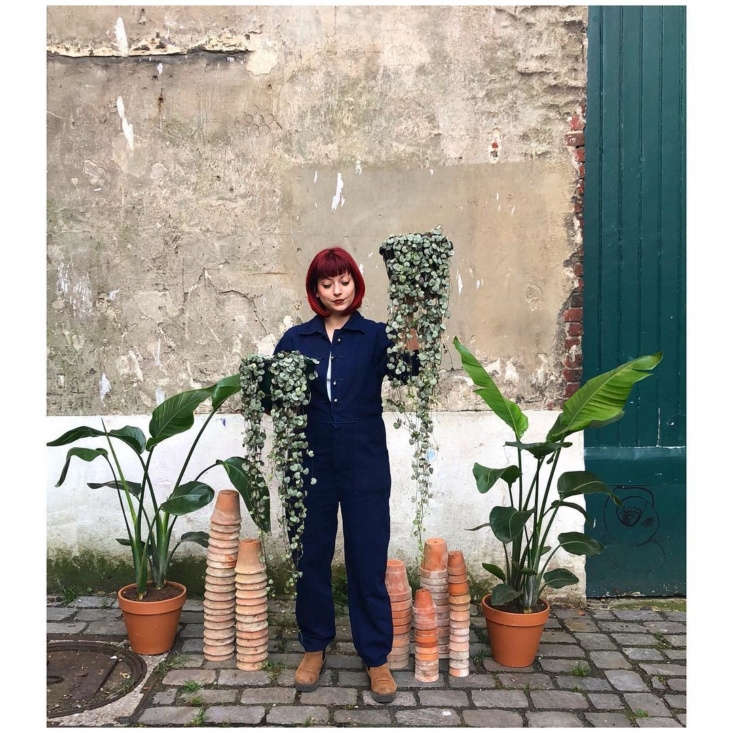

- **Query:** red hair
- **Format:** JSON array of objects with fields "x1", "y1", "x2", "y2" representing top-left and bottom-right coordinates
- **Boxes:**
[{"x1": 305, "y1": 247, "x2": 366, "y2": 316}]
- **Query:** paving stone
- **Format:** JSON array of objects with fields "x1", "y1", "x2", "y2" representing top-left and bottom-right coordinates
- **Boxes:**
[
  {"x1": 181, "y1": 638, "x2": 203, "y2": 653},
  {"x1": 644, "y1": 621, "x2": 686, "y2": 634},
  {"x1": 539, "y1": 658, "x2": 589, "y2": 673},
  {"x1": 527, "y1": 711, "x2": 583, "y2": 727},
  {"x1": 598, "y1": 621, "x2": 647, "y2": 633},
  {"x1": 138, "y1": 706, "x2": 199, "y2": 725},
  {"x1": 324, "y1": 654, "x2": 365, "y2": 669},
  {"x1": 665, "y1": 634, "x2": 686, "y2": 647},
  {"x1": 613, "y1": 610, "x2": 663, "y2": 621},
  {"x1": 497, "y1": 672, "x2": 554, "y2": 689},
  {"x1": 276, "y1": 668, "x2": 337, "y2": 686},
  {"x1": 639, "y1": 663, "x2": 686, "y2": 677},
  {"x1": 334, "y1": 641, "x2": 357, "y2": 653},
  {"x1": 668, "y1": 678, "x2": 686, "y2": 692},
  {"x1": 472, "y1": 689, "x2": 529, "y2": 708},
  {"x1": 636, "y1": 717, "x2": 681, "y2": 727},
  {"x1": 204, "y1": 705, "x2": 266, "y2": 724},
  {"x1": 170, "y1": 653, "x2": 204, "y2": 668},
  {"x1": 663, "y1": 611, "x2": 686, "y2": 622},
  {"x1": 162, "y1": 668, "x2": 216, "y2": 686},
  {"x1": 152, "y1": 689, "x2": 176, "y2": 705},
  {"x1": 588, "y1": 692, "x2": 624, "y2": 709},
  {"x1": 610, "y1": 632, "x2": 656, "y2": 645},
  {"x1": 418, "y1": 689, "x2": 469, "y2": 706},
  {"x1": 604, "y1": 670, "x2": 649, "y2": 691},
  {"x1": 203, "y1": 658, "x2": 236, "y2": 670},
  {"x1": 563, "y1": 617, "x2": 600, "y2": 633},
  {"x1": 623, "y1": 692, "x2": 672, "y2": 717},
  {"x1": 395, "y1": 708, "x2": 462, "y2": 726},
  {"x1": 574, "y1": 633, "x2": 617, "y2": 650},
  {"x1": 541, "y1": 630, "x2": 576, "y2": 643},
  {"x1": 651, "y1": 676, "x2": 666, "y2": 690},
  {"x1": 275, "y1": 639, "x2": 304, "y2": 652},
  {"x1": 179, "y1": 611, "x2": 203, "y2": 624},
  {"x1": 462, "y1": 709, "x2": 524, "y2": 727},
  {"x1": 263, "y1": 652, "x2": 303, "y2": 668},
  {"x1": 85, "y1": 620, "x2": 128, "y2": 635},
  {"x1": 585, "y1": 712, "x2": 632, "y2": 726},
  {"x1": 555, "y1": 676, "x2": 612, "y2": 691},
  {"x1": 74, "y1": 608, "x2": 122, "y2": 621},
  {"x1": 182, "y1": 599, "x2": 203, "y2": 611},
  {"x1": 392, "y1": 671, "x2": 446, "y2": 688},
  {"x1": 538, "y1": 643, "x2": 586, "y2": 658},
  {"x1": 239, "y1": 686, "x2": 296, "y2": 704},
  {"x1": 338, "y1": 669, "x2": 369, "y2": 686},
  {"x1": 299, "y1": 686, "x2": 357, "y2": 705},
  {"x1": 266, "y1": 705, "x2": 329, "y2": 725},
  {"x1": 448, "y1": 673, "x2": 497, "y2": 688},
  {"x1": 69, "y1": 595, "x2": 116, "y2": 609},
  {"x1": 180, "y1": 623, "x2": 204, "y2": 638},
  {"x1": 180, "y1": 689, "x2": 237, "y2": 704},
  {"x1": 482, "y1": 658, "x2": 536, "y2": 672},
  {"x1": 677, "y1": 713, "x2": 686, "y2": 725},
  {"x1": 46, "y1": 607, "x2": 76, "y2": 621},
  {"x1": 665, "y1": 694, "x2": 686, "y2": 709},
  {"x1": 623, "y1": 646, "x2": 665, "y2": 661},
  {"x1": 664, "y1": 649, "x2": 686, "y2": 660},
  {"x1": 47, "y1": 622, "x2": 87, "y2": 634},
  {"x1": 553, "y1": 606, "x2": 586, "y2": 618},
  {"x1": 334, "y1": 709, "x2": 392, "y2": 725},
  {"x1": 334, "y1": 624, "x2": 353, "y2": 641},
  {"x1": 545, "y1": 617, "x2": 562, "y2": 628},
  {"x1": 588, "y1": 650, "x2": 632, "y2": 669},
  {"x1": 531, "y1": 690, "x2": 589, "y2": 709},
  {"x1": 361, "y1": 689, "x2": 417, "y2": 706}
]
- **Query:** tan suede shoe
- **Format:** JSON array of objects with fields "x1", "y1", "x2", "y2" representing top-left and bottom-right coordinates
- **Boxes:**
[
  {"x1": 294, "y1": 650, "x2": 327, "y2": 692},
  {"x1": 366, "y1": 663, "x2": 397, "y2": 703}
]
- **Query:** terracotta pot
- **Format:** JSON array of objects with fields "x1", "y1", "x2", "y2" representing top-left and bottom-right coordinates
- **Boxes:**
[
  {"x1": 206, "y1": 567, "x2": 236, "y2": 578},
  {"x1": 414, "y1": 588, "x2": 435, "y2": 610},
  {"x1": 211, "y1": 489, "x2": 241, "y2": 524},
  {"x1": 422, "y1": 538, "x2": 448, "y2": 571},
  {"x1": 448, "y1": 581, "x2": 470, "y2": 595},
  {"x1": 117, "y1": 581, "x2": 186, "y2": 655},
  {"x1": 235, "y1": 538, "x2": 264, "y2": 573},
  {"x1": 481, "y1": 593, "x2": 550, "y2": 668}
]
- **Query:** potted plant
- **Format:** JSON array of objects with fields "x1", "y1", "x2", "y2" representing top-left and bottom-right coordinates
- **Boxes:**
[
  {"x1": 47, "y1": 374, "x2": 267, "y2": 654},
  {"x1": 453, "y1": 337, "x2": 662, "y2": 667}
]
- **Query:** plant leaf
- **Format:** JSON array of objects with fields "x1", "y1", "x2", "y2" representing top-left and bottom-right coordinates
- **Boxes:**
[
  {"x1": 550, "y1": 500, "x2": 588, "y2": 520},
  {"x1": 541, "y1": 545, "x2": 551, "y2": 555},
  {"x1": 47, "y1": 425, "x2": 105, "y2": 446},
  {"x1": 490, "y1": 583, "x2": 522, "y2": 606},
  {"x1": 543, "y1": 568, "x2": 579, "y2": 589},
  {"x1": 147, "y1": 388, "x2": 213, "y2": 450},
  {"x1": 87, "y1": 479, "x2": 143, "y2": 498},
  {"x1": 558, "y1": 531, "x2": 603, "y2": 556},
  {"x1": 211, "y1": 374, "x2": 241, "y2": 411},
  {"x1": 505, "y1": 440, "x2": 572, "y2": 460},
  {"x1": 490, "y1": 506, "x2": 534, "y2": 543},
  {"x1": 217, "y1": 457, "x2": 271, "y2": 533},
  {"x1": 55, "y1": 447, "x2": 108, "y2": 486},
  {"x1": 547, "y1": 353, "x2": 663, "y2": 442},
  {"x1": 453, "y1": 337, "x2": 528, "y2": 439},
  {"x1": 180, "y1": 531, "x2": 209, "y2": 548},
  {"x1": 466, "y1": 522, "x2": 492, "y2": 532},
  {"x1": 482, "y1": 563, "x2": 506, "y2": 581},
  {"x1": 473, "y1": 463, "x2": 520, "y2": 493},
  {"x1": 557, "y1": 471, "x2": 617, "y2": 504},
  {"x1": 159, "y1": 481, "x2": 215, "y2": 516},
  {"x1": 116, "y1": 538, "x2": 132, "y2": 546},
  {"x1": 107, "y1": 426, "x2": 147, "y2": 455}
]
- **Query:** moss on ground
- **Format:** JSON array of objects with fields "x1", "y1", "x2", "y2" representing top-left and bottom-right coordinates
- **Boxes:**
[{"x1": 604, "y1": 598, "x2": 686, "y2": 612}]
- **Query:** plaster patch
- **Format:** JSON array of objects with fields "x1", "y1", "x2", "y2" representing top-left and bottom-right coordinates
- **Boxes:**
[
  {"x1": 475, "y1": 279, "x2": 480, "y2": 289},
  {"x1": 359, "y1": 263, "x2": 364, "y2": 274},
  {"x1": 155, "y1": 387, "x2": 166, "y2": 405},
  {"x1": 313, "y1": 171, "x2": 318, "y2": 183},
  {"x1": 99, "y1": 373, "x2": 112, "y2": 402},
  {"x1": 114, "y1": 17, "x2": 128, "y2": 56},
  {"x1": 355, "y1": 159, "x2": 362, "y2": 175},
  {"x1": 331, "y1": 172, "x2": 345, "y2": 211},
  {"x1": 151, "y1": 162, "x2": 167, "y2": 180},
  {"x1": 156, "y1": 62, "x2": 163, "y2": 77},
  {"x1": 56, "y1": 262, "x2": 70, "y2": 296},
  {"x1": 71, "y1": 275, "x2": 93, "y2": 317},
  {"x1": 257, "y1": 333, "x2": 277, "y2": 356},
  {"x1": 153, "y1": 339, "x2": 161, "y2": 366},
  {"x1": 128, "y1": 350, "x2": 144, "y2": 382},
  {"x1": 82, "y1": 159, "x2": 107, "y2": 187},
  {"x1": 116, "y1": 96, "x2": 135, "y2": 151},
  {"x1": 504, "y1": 360, "x2": 519, "y2": 384},
  {"x1": 108, "y1": 289, "x2": 120, "y2": 300},
  {"x1": 486, "y1": 358, "x2": 502, "y2": 375},
  {"x1": 282, "y1": 315, "x2": 293, "y2": 330},
  {"x1": 245, "y1": 41, "x2": 278, "y2": 75},
  {"x1": 457, "y1": 272, "x2": 463, "y2": 295}
]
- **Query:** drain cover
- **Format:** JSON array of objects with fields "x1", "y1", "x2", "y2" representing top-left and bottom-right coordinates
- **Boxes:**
[{"x1": 47, "y1": 640, "x2": 146, "y2": 718}]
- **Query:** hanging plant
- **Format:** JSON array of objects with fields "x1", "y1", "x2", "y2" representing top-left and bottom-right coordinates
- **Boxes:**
[
  {"x1": 379, "y1": 226, "x2": 454, "y2": 553},
  {"x1": 268, "y1": 350, "x2": 319, "y2": 594}
]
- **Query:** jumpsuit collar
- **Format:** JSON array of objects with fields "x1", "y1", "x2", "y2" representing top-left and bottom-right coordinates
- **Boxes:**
[{"x1": 302, "y1": 310, "x2": 367, "y2": 337}]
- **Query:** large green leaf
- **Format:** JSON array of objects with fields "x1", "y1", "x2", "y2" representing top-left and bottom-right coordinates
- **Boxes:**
[
  {"x1": 147, "y1": 388, "x2": 213, "y2": 449},
  {"x1": 505, "y1": 440, "x2": 572, "y2": 460},
  {"x1": 473, "y1": 463, "x2": 520, "y2": 493},
  {"x1": 47, "y1": 425, "x2": 105, "y2": 446},
  {"x1": 55, "y1": 447, "x2": 108, "y2": 486},
  {"x1": 482, "y1": 563, "x2": 506, "y2": 582},
  {"x1": 547, "y1": 353, "x2": 663, "y2": 442},
  {"x1": 180, "y1": 531, "x2": 209, "y2": 548},
  {"x1": 558, "y1": 532, "x2": 603, "y2": 556},
  {"x1": 490, "y1": 583, "x2": 521, "y2": 606},
  {"x1": 543, "y1": 568, "x2": 579, "y2": 589},
  {"x1": 466, "y1": 522, "x2": 491, "y2": 532},
  {"x1": 557, "y1": 471, "x2": 619, "y2": 505},
  {"x1": 217, "y1": 457, "x2": 271, "y2": 533},
  {"x1": 107, "y1": 426, "x2": 147, "y2": 455},
  {"x1": 453, "y1": 337, "x2": 528, "y2": 439},
  {"x1": 88, "y1": 479, "x2": 143, "y2": 498},
  {"x1": 211, "y1": 374, "x2": 241, "y2": 411},
  {"x1": 159, "y1": 481, "x2": 215, "y2": 516},
  {"x1": 489, "y1": 506, "x2": 534, "y2": 543},
  {"x1": 549, "y1": 500, "x2": 587, "y2": 520}
]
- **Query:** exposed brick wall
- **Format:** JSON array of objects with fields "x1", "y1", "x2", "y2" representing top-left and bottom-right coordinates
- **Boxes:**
[{"x1": 561, "y1": 105, "x2": 586, "y2": 401}]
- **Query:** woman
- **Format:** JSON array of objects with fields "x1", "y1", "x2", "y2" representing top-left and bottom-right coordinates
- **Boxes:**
[{"x1": 272, "y1": 246, "x2": 418, "y2": 703}]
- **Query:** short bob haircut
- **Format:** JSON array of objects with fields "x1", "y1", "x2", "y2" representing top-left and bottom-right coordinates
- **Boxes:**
[{"x1": 305, "y1": 247, "x2": 366, "y2": 317}]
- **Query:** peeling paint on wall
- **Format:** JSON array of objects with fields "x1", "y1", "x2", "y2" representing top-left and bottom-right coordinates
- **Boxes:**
[
  {"x1": 331, "y1": 172, "x2": 345, "y2": 211},
  {"x1": 115, "y1": 96, "x2": 134, "y2": 151},
  {"x1": 99, "y1": 373, "x2": 111, "y2": 402},
  {"x1": 114, "y1": 17, "x2": 128, "y2": 56}
]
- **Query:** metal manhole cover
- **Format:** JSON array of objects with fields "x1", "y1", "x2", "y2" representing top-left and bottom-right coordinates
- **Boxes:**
[{"x1": 47, "y1": 640, "x2": 146, "y2": 718}]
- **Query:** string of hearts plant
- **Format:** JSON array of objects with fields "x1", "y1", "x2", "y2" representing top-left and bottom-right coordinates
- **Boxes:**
[{"x1": 379, "y1": 227, "x2": 454, "y2": 553}]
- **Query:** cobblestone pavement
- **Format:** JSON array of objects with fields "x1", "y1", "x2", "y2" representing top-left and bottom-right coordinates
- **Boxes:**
[{"x1": 47, "y1": 595, "x2": 686, "y2": 727}]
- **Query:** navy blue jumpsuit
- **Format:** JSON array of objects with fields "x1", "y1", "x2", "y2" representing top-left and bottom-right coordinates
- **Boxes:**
[{"x1": 273, "y1": 309, "x2": 418, "y2": 667}]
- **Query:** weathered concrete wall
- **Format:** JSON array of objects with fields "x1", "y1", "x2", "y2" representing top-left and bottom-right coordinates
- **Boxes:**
[{"x1": 47, "y1": 6, "x2": 588, "y2": 597}]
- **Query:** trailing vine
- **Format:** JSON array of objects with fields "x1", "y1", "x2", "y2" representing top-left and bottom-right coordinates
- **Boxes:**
[{"x1": 379, "y1": 227, "x2": 453, "y2": 553}]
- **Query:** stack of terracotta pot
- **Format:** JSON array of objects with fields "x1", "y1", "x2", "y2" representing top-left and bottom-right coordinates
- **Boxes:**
[
  {"x1": 234, "y1": 538, "x2": 269, "y2": 671},
  {"x1": 385, "y1": 558, "x2": 412, "y2": 670},
  {"x1": 203, "y1": 490, "x2": 241, "y2": 662},
  {"x1": 447, "y1": 550, "x2": 471, "y2": 677},
  {"x1": 413, "y1": 588, "x2": 439, "y2": 682},
  {"x1": 420, "y1": 537, "x2": 450, "y2": 658}
]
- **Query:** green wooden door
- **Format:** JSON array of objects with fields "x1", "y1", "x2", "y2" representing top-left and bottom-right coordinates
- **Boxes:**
[{"x1": 584, "y1": 6, "x2": 686, "y2": 596}]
